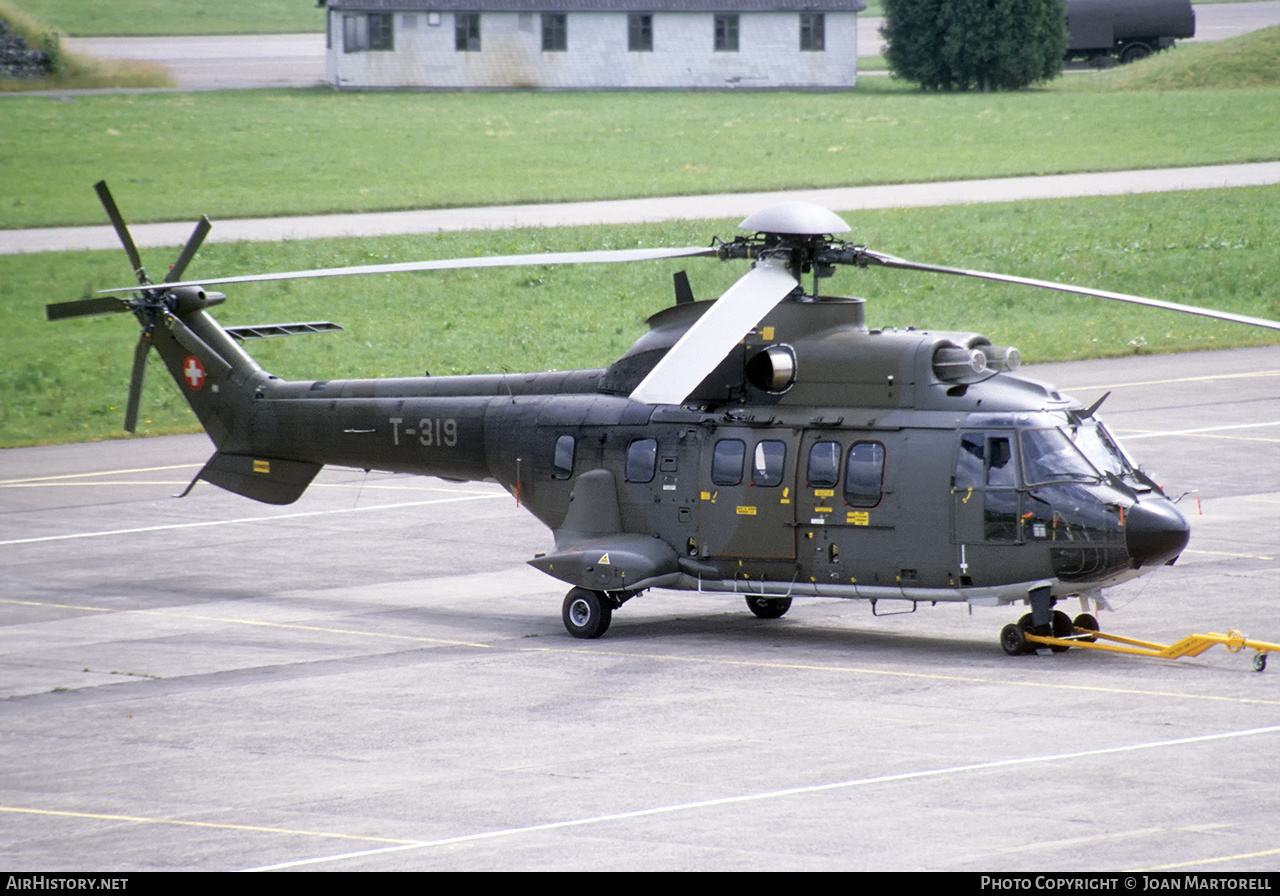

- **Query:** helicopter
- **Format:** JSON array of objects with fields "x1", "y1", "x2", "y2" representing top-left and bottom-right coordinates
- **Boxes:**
[{"x1": 48, "y1": 182, "x2": 1280, "y2": 654}]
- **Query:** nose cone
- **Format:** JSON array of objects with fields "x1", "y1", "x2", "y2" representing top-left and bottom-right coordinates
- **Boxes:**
[{"x1": 1125, "y1": 499, "x2": 1190, "y2": 568}]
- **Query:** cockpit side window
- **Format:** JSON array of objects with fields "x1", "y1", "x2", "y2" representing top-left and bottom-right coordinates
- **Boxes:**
[
  {"x1": 956, "y1": 434, "x2": 985, "y2": 490},
  {"x1": 986, "y1": 436, "x2": 1016, "y2": 487}
]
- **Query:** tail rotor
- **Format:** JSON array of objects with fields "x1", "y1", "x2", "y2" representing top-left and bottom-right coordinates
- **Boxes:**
[{"x1": 46, "y1": 181, "x2": 212, "y2": 433}]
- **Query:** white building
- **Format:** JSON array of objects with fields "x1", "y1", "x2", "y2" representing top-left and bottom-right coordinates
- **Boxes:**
[{"x1": 324, "y1": 0, "x2": 866, "y2": 90}]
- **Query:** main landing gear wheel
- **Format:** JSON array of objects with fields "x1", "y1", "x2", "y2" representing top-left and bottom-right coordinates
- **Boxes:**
[
  {"x1": 562, "y1": 587, "x2": 612, "y2": 639},
  {"x1": 746, "y1": 596, "x2": 792, "y2": 619},
  {"x1": 1049, "y1": 610, "x2": 1074, "y2": 653},
  {"x1": 1073, "y1": 613, "x2": 1099, "y2": 643},
  {"x1": 1001, "y1": 623, "x2": 1030, "y2": 656}
]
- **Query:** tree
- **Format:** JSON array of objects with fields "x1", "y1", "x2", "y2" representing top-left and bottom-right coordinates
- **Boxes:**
[{"x1": 881, "y1": 0, "x2": 1069, "y2": 92}]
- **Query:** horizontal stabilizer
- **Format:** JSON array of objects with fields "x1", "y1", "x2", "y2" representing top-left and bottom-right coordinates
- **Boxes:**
[
  {"x1": 225, "y1": 321, "x2": 344, "y2": 340},
  {"x1": 197, "y1": 451, "x2": 322, "y2": 505}
]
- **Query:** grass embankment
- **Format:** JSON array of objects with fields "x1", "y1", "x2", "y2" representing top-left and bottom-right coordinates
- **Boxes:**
[
  {"x1": 0, "y1": 1, "x2": 170, "y2": 91},
  {"x1": 5, "y1": 187, "x2": 1277, "y2": 447},
  {"x1": 1070, "y1": 22, "x2": 1280, "y2": 91}
]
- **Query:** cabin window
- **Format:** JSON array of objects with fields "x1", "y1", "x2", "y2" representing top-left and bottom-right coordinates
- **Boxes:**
[
  {"x1": 712, "y1": 439, "x2": 745, "y2": 486},
  {"x1": 752, "y1": 440, "x2": 786, "y2": 487},
  {"x1": 628, "y1": 13, "x2": 653, "y2": 51},
  {"x1": 626, "y1": 438, "x2": 658, "y2": 483},
  {"x1": 344, "y1": 13, "x2": 394, "y2": 52},
  {"x1": 806, "y1": 441, "x2": 841, "y2": 488},
  {"x1": 800, "y1": 13, "x2": 824, "y2": 51},
  {"x1": 714, "y1": 14, "x2": 739, "y2": 51},
  {"x1": 844, "y1": 441, "x2": 884, "y2": 508},
  {"x1": 456, "y1": 13, "x2": 481, "y2": 51},
  {"x1": 542, "y1": 13, "x2": 567, "y2": 51},
  {"x1": 552, "y1": 435, "x2": 575, "y2": 480}
]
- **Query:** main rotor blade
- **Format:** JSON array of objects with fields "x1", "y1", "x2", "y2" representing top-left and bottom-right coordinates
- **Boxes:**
[
  {"x1": 630, "y1": 258, "x2": 800, "y2": 406},
  {"x1": 98, "y1": 246, "x2": 719, "y2": 294},
  {"x1": 164, "y1": 216, "x2": 213, "y2": 284},
  {"x1": 95, "y1": 181, "x2": 148, "y2": 285},
  {"x1": 46, "y1": 296, "x2": 130, "y2": 321},
  {"x1": 860, "y1": 250, "x2": 1280, "y2": 332},
  {"x1": 124, "y1": 335, "x2": 150, "y2": 433}
]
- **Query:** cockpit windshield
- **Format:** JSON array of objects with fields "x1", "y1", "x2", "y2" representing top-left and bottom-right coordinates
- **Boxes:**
[
  {"x1": 1019, "y1": 427, "x2": 1101, "y2": 486},
  {"x1": 1067, "y1": 420, "x2": 1133, "y2": 478}
]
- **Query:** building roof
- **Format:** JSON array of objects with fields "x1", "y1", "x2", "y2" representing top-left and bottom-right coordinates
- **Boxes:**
[{"x1": 325, "y1": 0, "x2": 866, "y2": 12}]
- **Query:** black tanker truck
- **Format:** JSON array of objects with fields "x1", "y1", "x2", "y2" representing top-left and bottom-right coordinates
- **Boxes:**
[{"x1": 1066, "y1": 0, "x2": 1196, "y2": 65}]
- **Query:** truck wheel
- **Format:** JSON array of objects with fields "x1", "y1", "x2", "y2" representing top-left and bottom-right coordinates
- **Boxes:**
[{"x1": 1120, "y1": 43, "x2": 1152, "y2": 64}]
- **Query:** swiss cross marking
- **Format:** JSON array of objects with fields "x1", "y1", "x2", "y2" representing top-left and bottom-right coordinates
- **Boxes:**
[{"x1": 183, "y1": 355, "x2": 206, "y2": 390}]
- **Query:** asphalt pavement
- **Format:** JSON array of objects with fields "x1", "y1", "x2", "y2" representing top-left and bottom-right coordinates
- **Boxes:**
[{"x1": 2, "y1": 346, "x2": 1278, "y2": 871}]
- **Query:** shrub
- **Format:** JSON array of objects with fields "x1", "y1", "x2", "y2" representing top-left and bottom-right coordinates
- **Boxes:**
[{"x1": 881, "y1": 0, "x2": 1069, "y2": 91}]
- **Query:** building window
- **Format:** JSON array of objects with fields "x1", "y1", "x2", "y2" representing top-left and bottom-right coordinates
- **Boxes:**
[
  {"x1": 800, "y1": 12, "x2": 824, "y2": 52},
  {"x1": 542, "y1": 13, "x2": 567, "y2": 51},
  {"x1": 714, "y1": 13, "x2": 738, "y2": 52},
  {"x1": 456, "y1": 13, "x2": 481, "y2": 51},
  {"x1": 343, "y1": 13, "x2": 394, "y2": 53},
  {"x1": 628, "y1": 13, "x2": 653, "y2": 52}
]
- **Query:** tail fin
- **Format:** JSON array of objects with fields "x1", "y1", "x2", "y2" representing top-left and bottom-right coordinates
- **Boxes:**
[{"x1": 46, "y1": 182, "x2": 324, "y2": 505}]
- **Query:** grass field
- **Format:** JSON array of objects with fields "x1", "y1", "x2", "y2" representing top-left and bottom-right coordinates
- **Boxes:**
[
  {"x1": 3, "y1": 83, "x2": 1278, "y2": 229},
  {"x1": 5, "y1": 0, "x2": 1262, "y2": 37},
  {"x1": 3, "y1": 6, "x2": 1278, "y2": 446},
  {"x1": 3, "y1": 0, "x2": 325, "y2": 36},
  {"x1": 5, "y1": 186, "x2": 1278, "y2": 447}
]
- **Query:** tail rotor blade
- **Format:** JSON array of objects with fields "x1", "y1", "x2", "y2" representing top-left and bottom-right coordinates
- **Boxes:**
[
  {"x1": 164, "y1": 216, "x2": 212, "y2": 284},
  {"x1": 124, "y1": 335, "x2": 150, "y2": 433},
  {"x1": 94, "y1": 181, "x2": 148, "y2": 285},
  {"x1": 46, "y1": 296, "x2": 130, "y2": 321}
]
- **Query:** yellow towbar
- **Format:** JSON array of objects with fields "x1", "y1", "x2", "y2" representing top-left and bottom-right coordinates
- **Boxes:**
[{"x1": 1023, "y1": 626, "x2": 1278, "y2": 672}]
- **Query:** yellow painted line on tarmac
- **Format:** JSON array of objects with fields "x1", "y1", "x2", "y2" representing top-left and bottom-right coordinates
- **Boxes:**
[
  {"x1": 0, "y1": 805, "x2": 422, "y2": 845},
  {"x1": 0, "y1": 464, "x2": 199, "y2": 485},
  {"x1": 1141, "y1": 845, "x2": 1280, "y2": 871},
  {"x1": 0, "y1": 597, "x2": 495, "y2": 650},
  {"x1": 543, "y1": 646, "x2": 1280, "y2": 707},
  {"x1": 1065, "y1": 369, "x2": 1280, "y2": 392},
  {"x1": 1183, "y1": 548, "x2": 1276, "y2": 561}
]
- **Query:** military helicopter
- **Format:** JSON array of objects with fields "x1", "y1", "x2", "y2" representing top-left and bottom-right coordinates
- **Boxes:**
[{"x1": 49, "y1": 182, "x2": 1280, "y2": 654}]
